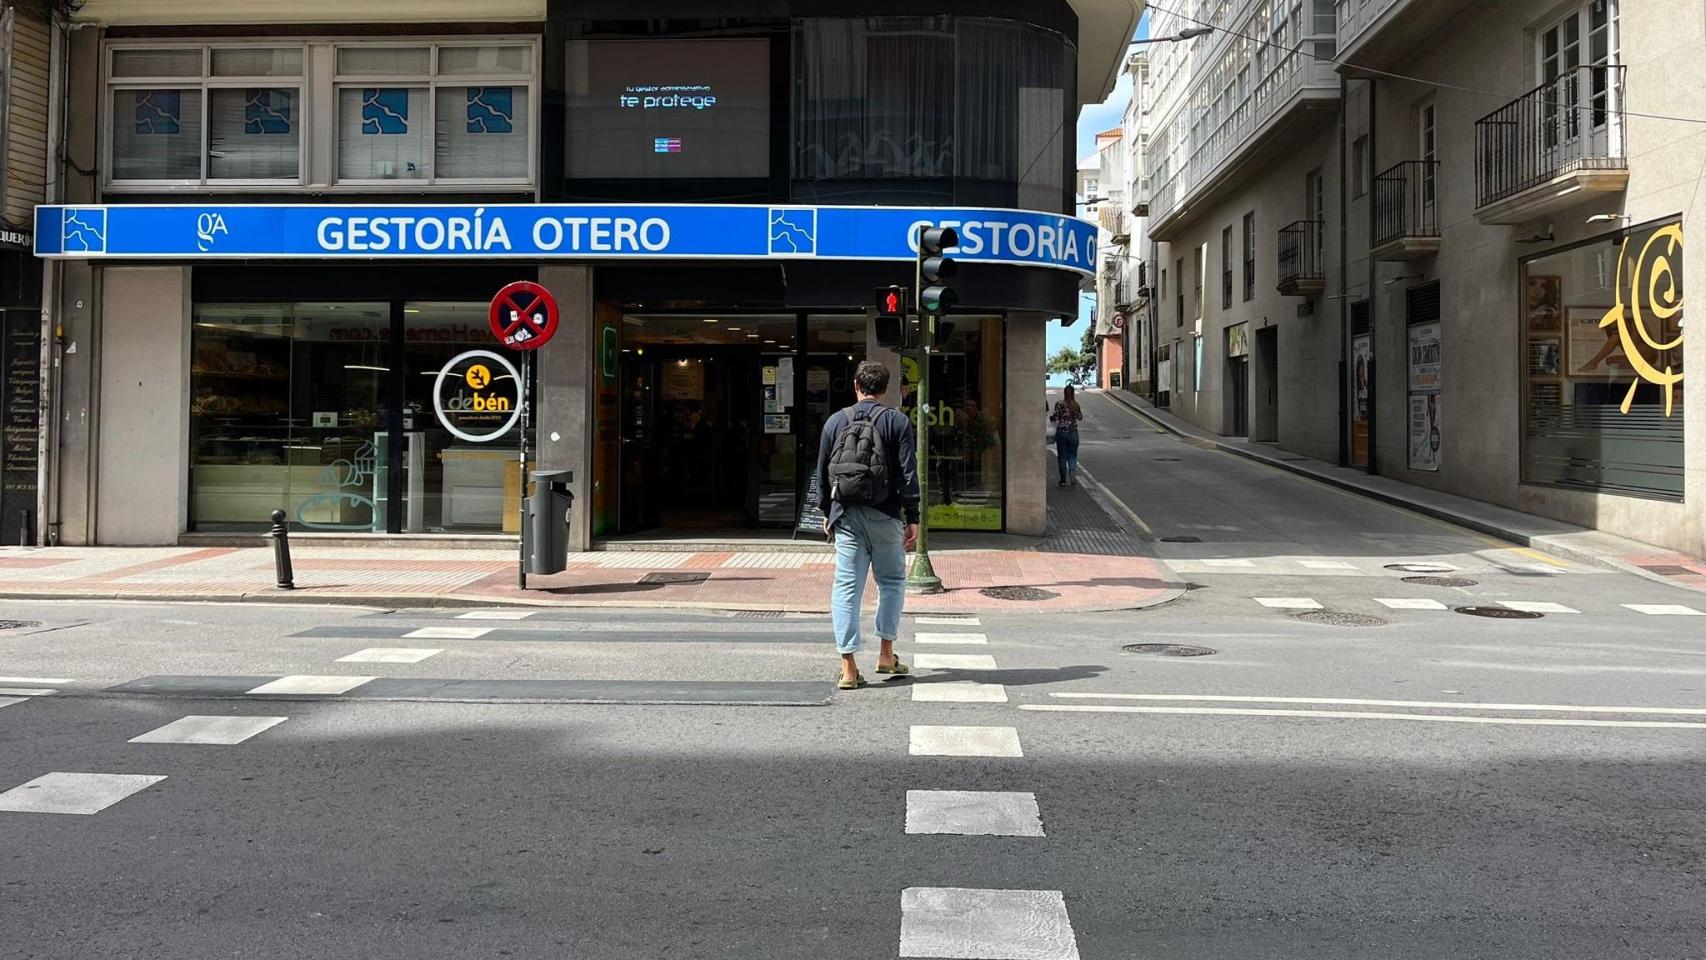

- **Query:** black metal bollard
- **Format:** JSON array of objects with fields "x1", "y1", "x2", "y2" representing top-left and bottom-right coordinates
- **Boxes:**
[{"x1": 269, "y1": 508, "x2": 295, "y2": 590}]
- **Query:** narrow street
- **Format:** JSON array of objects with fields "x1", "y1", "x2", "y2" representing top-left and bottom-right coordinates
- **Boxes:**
[{"x1": 4, "y1": 393, "x2": 1705, "y2": 958}]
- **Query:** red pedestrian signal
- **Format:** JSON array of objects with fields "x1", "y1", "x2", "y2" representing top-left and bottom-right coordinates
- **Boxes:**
[{"x1": 874, "y1": 285, "x2": 909, "y2": 320}]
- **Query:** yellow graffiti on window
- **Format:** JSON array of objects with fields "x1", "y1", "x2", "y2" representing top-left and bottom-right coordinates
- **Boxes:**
[{"x1": 1601, "y1": 223, "x2": 1683, "y2": 416}]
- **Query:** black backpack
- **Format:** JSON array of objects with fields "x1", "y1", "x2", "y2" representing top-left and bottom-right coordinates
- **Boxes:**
[{"x1": 828, "y1": 405, "x2": 891, "y2": 505}]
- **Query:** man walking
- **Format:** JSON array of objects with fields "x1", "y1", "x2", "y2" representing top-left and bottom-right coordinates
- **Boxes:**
[{"x1": 817, "y1": 360, "x2": 921, "y2": 690}]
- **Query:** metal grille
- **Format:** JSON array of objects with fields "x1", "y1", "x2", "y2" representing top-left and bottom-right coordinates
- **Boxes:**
[
  {"x1": 1351, "y1": 300, "x2": 1371, "y2": 336},
  {"x1": 1407, "y1": 280, "x2": 1442, "y2": 325}
]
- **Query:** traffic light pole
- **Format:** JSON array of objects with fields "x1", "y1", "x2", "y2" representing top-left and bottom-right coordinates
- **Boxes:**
[{"x1": 908, "y1": 312, "x2": 943, "y2": 594}]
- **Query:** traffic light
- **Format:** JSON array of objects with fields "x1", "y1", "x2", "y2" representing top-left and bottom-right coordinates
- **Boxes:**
[
  {"x1": 874, "y1": 285, "x2": 907, "y2": 348},
  {"x1": 916, "y1": 226, "x2": 959, "y2": 316}
]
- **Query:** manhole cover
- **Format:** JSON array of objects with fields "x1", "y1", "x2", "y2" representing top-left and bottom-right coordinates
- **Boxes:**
[
  {"x1": 1385, "y1": 562, "x2": 1458, "y2": 573},
  {"x1": 638, "y1": 571, "x2": 710, "y2": 585},
  {"x1": 980, "y1": 586, "x2": 1060, "y2": 601},
  {"x1": 1454, "y1": 605, "x2": 1543, "y2": 620},
  {"x1": 1123, "y1": 643, "x2": 1217, "y2": 657},
  {"x1": 1641, "y1": 564, "x2": 1696, "y2": 577},
  {"x1": 1401, "y1": 575, "x2": 1479, "y2": 587},
  {"x1": 1160, "y1": 535, "x2": 1202, "y2": 543},
  {"x1": 0, "y1": 620, "x2": 41, "y2": 630},
  {"x1": 1292, "y1": 610, "x2": 1389, "y2": 627}
]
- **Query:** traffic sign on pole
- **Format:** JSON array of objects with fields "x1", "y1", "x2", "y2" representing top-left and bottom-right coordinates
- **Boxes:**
[{"x1": 489, "y1": 280, "x2": 559, "y2": 351}]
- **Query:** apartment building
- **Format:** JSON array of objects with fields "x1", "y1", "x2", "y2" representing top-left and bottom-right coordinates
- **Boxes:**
[
  {"x1": 1139, "y1": 0, "x2": 1701, "y2": 557},
  {"x1": 1084, "y1": 124, "x2": 1135, "y2": 390},
  {"x1": 29, "y1": 0, "x2": 1142, "y2": 546}
]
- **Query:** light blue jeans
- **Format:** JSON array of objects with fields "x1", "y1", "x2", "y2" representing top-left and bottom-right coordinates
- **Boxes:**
[{"x1": 831, "y1": 505, "x2": 907, "y2": 655}]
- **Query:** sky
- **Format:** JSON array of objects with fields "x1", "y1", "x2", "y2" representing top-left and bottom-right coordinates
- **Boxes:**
[{"x1": 1045, "y1": 12, "x2": 1148, "y2": 386}]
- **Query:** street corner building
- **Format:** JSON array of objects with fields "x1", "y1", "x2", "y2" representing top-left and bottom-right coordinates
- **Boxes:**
[
  {"x1": 15, "y1": 0, "x2": 1145, "y2": 548},
  {"x1": 1112, "y1": 0, "x2": 1701, "y2": 559}
]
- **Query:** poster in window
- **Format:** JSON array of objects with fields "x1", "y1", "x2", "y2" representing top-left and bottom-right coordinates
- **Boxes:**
[
  {"x1": 1407, "y1": 393, "x2": 1441, "y2": 472},
  {"x1": 1528, "y1": 339, "x2": 1562, "y2": 376},
  {"x1": 1567, "y1": 307, "x2": 1626, "y2": 377},
  {"x1": 1352, "y1": 334, "x2": 1371, "y2": 419},
  {"x1": 1406, "y1": 322, "x2": 1442, "y2": 393},
  {"x1": 1524, "y1": 274, "x2": 1563, "y2": 332}
]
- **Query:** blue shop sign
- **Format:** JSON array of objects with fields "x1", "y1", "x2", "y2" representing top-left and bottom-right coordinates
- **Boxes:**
[{"x1": 34, "y1": 203, "x2": 1096, "y2": 276}]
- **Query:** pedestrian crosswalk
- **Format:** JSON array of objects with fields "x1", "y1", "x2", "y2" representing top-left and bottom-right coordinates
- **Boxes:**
[{"x1": 1244, "y1": 596, "x2": 1702, "y2": 616}]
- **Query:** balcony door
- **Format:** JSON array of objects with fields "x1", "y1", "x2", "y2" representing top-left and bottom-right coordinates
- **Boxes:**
[{"x1": 1537, "y1": 1, "x2": 1618, "y2": 170}]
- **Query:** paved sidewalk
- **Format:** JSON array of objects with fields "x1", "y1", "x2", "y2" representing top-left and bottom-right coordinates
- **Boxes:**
[
  {"x1": 0, "y1": 469, "x2": 1177, "y2": 613},
  {"x1": 1105, "y1": 388, "x2": 1706, "y2": 593}
]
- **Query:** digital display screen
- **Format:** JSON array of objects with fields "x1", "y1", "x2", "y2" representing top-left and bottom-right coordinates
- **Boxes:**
[{"x1": 565, "y1": 39, "x2": 772, "y2": 180}]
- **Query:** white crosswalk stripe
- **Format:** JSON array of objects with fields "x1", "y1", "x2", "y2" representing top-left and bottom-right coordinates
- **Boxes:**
[
  {"x1": 336, "y1": 648, "x2": 443, "y2": 664},
  {"x1": 1375, "y1": 598, "x2": 1449, "y2": 610},
  {"x1": 1624, "y1": 604, "x2": 1704, "y2": 616},
  {"x1": 246, "y1": 675, "x2": 376, "y2": 696},
  {"x1": 916, "y1": 616, "x2": 982, "y2": 625},
  {"x1": 1499, "y1": 601, "x2": 1579, "y2": 614},
  {"x1": 455, "y1": 610, "x2": 536, "y2": 620},
  {"x1": 130, "y1": 715, "x2": 287, "y2": 745},
  {"x1": 1298, "y1": 559, "x2": 1357, "y2": 569},
  {"x1": 912, "y1": 682, "x2": 1009, "y2": 703},
  {"x1": 1255, "y1": 597, "x2": 1323, "y2": 610},
  {"x1": 402, "y1": 626, "x2": 492, "y2": 640},
  {"x1": 0, "y1": 772, "x2": 167, "y2": 815},
  {"x1": 915, "y1": 653, "x2": 1000, "y2": 670},
  {"x1": 905, "y1": 790, "x2": 1044, "y2": 837},
  {"x1": 915, "y1": 632, "x2": 989, "y2": 645},
  {"x1": 1201, "y1": 558, "x2": 1255, "y2": 567},
  {"x1": 899, "y1": 887, "x2": 1079, "y2": 959},
  {"x1": 909, "y1": 725, "x2": 1024, "y2": 757}
]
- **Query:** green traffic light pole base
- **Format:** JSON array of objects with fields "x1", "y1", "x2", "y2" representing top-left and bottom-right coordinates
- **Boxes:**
[{"x1": 907, "y1": 550, "x2": 945, "y2": 595}]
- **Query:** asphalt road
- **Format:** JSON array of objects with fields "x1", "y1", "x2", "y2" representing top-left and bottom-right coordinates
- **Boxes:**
[{"x1": 5, "y1": 392, "x2": 1706, "y2": 959}]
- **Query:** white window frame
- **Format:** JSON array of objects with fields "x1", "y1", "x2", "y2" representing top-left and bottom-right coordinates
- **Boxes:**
[
  {"x1": 333, "y1": 39, "x2": 538, "y2": 189},
  {"x1": 104, "y1": 41, "x2": 309, "y2": 190},
  {"x1": 102, "y1": 36, "x2": 539, "y2": 194}
]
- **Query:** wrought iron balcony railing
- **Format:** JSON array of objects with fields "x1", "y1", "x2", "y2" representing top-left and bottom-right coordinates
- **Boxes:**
[
  {"x1": 1475, "y1": 64, "x2": 1626, "y2": 210},
  {"x1": 1277, "y1": 219, "x2": 1325, "y2": 295},
  {"x1": 1372, "y1": 160, "x2": 1440, "y2": 252}
]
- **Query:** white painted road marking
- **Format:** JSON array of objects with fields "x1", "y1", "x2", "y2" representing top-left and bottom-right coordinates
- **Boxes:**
[
  {"x1": 1255, "y1": 597, "x2": 1323, "y2": 610},
  {"x1": 336, "y1": 648, "x2": 443, "y2": 664},
  {"x1": 0, "y1": 773, "x2": 167, "y2": 815},
  {"x1": 917, "y1": 616, "x2": 982, "y2": 625},
  {"x1": 1022, "y1": 704, "x2": 1706, "y2": 728},
  {"x1": 0, "y1": 696, "x2": 23, "y2": 710},
  {"x1": 906, "y1": 790, "x2": 1044, "y2": 837},
  {"x1": 909, "y1": 725, "x2": 1024, "y2": 757},
  {"x1": 899, "y1": 887, "x2": 1079, "y2": 960},
  {"x1": 402, "y1": 626, "x2": 492, "y2": 639},
  {"x1": 455, "y1": 610, "x2": 537, "y2": 620},
  {"x1": 1499, "y1": 601, "x2": 1580, "y2": 614},
  {"x1": 0, "y1": 676, "x2": 73, "y2": 685},
  {"x1": 1625, "y1": 604, "x2": 1704, "y2": 616},
  {"x1": 1375, "y1": 598, "x2": 1450, "y2": 610},
  {"x1": 1049, "y1": 693, "x2": 1706, "y2": 715},
  {"x1": 913, "y1": 682, "x2": 1009, "y2": 703},
  {"x1": 0, "y1": 687, "x2": 57, "y2": 697},
  {"x1": 1298, "y1": 559, "x2": 1357, "y2": 569},
  {"x1": 1202, "y1": 558, "x2": 1255, "y2": 567},
  {"x1": 915, "y1": 653, "x2": 1000, "y2": 670},
  {"x1": 915, "y1": 632, "x2": 989, "y2": 645},
  {"x1": 130, "y1": 715, "x2": 288, "y2": 745},
  {"x1": 246, "y1": 675, "x2": 377, "y2": 696}
]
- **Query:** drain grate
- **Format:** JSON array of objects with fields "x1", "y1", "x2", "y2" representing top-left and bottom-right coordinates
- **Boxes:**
[
  {"x1": 1641, "y1": 564, "x2": 1696, "y2": 577},
  {"x1": 1160, "y1": 535, "x2": 1203, "y2": 543},
  {"x1": 1401, "y1": 575, "x2": 1478, "y2": 587},
  {"x1": 1153, "y1": 457, "x2": 1183, "y2": 462},
  {"x1": 1455, "y1": 605, "x2": 1542, "y2": 620},
  {"x1": 1385, "y1": 562, "x2": 1458, "y2": 574},
  {"x1": 980, "y1": 586, "x2": 1060, "y2": 602},
  {"x1": 733, "y1": 610, "x2": 785, "y2": 619},
  {"x1": 0, "y1": 620, "x2": 41, "y2": 630},
  {"x1": 1292, "y1": 610, "x2": 1389, "y2": 628},
  {"x1": 1280, "y1": 457, "x2": 1310, "y2": 462},
  {"x1": 638, "y1": 571, "x2": 710, "y2": 585},
  {"x1": 1123, "y1": 643, "x2": 1217, "y2": 657}
]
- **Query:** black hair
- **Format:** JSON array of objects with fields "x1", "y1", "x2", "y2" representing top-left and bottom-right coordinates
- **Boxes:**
[{"x1": 854, "y1": 360, "x2": 891, "y2": 397}]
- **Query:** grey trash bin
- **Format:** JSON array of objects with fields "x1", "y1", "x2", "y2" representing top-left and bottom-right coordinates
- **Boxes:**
[{"x1": 525, "y1": 469, "x2": 574, "y2": 575}]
